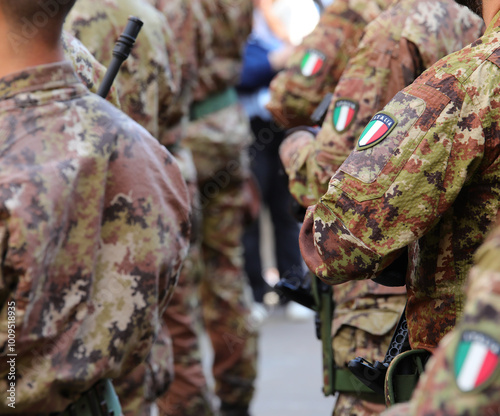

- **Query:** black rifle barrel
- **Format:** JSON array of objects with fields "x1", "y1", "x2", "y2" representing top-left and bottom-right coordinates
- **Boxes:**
[{"x1": 97, "y1": 16, "x2": 144, "y2": 99}]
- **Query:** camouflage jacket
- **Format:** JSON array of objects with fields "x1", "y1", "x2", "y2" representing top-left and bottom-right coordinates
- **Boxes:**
[
  {"x1": 65, "y1": 0, "x2": 181, "y2": 146},
  {"x1": 62, "y1": 30, "x2": 120, "y2": 108},
  {"x1": 0, "y1": 62, "x2": 190, "y2": 413},
  {"x1": 300, "y1": 11, "x2": 500, "y2": 351},
  {"x1": 282, "y1": 0, "x2": 485, "y2": 208},
  {"x1": 382, "y1": 216, "x2": 500, "y2": 415},
  {"x1": 147, "y1": 0, "x2": 213, "y2": 148},
  {"x1": 266, "y1": 0, "x2": 395, "y2": 129},
  {"x1": 194, "y1": 0, "x2": 253, "y2": 101}
]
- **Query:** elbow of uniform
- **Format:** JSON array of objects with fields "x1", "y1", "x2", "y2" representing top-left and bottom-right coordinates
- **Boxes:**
[{"x1": 299, "y1": 204, "x2": 381, "y2": 286}]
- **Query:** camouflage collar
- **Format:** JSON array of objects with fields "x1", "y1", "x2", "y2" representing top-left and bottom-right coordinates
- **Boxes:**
[
  {"x1": 0, "y1": 61, "x2": 83, "y2": 104},
  {"x1": 484, "y1": 9, "x2": 500, "y2": 36}
]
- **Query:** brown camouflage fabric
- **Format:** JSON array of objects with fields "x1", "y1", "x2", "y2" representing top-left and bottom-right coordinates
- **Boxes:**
[
  {"x1": 147, "y1": 0, "x2": 213, "y2": 146},
  {"x1": 0, "y1": 62, "x2": 190, "y2": 414},
  {"x1": 266, "y1": 0, "x2": 395, "y2": 129},
  {"x1": 62, "y1": 30, "x2": 121, "y2": 108},
  {"x1": 194, "y1": 0, "x2": 254, "y2": 102},
  {"x1": 147, "y1": 2, "x2": 217, "y2": 415},
  {"x1": 276, "y1": 1, "x2": 482, "y2": 413},
  {"x1": 332, "y1": 316, "x2": 403, "y2": 416},
  {"x1": 382, "y1": 217, "x2": 500, "y2": 415},
  {"x1": 156, "y1": 240, "x2": 217, "y2": 416},
  {"x1": 177, "y1": 0, "x2": 258, "y2": 411},
  {"x1": 175, "y1": 103, "x2": 258, "y2": 412},
  {"x1": 282, "y1": 0, "x2": 485, "y2": 209},
  {"x1": 198, "y1": 181, "x2": 258, "y2": 409},
  {"x1": 64, "y1": 0, "x2": 180, "y2": 145},
  {"x1": 300, "y1": 10, "x2": 500, "y2": 353},
  {"x1": 65, "y1": 2, "x2": 185, "y2": 414}
]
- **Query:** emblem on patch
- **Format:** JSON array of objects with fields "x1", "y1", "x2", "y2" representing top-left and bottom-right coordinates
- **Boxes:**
[
  {"x1": 454, "y1": 330, "x2": 500, "y2": 392},
  {"x1": 332, "y1": 99, "x2": 358, "y2": 133},
  {"x1": 300, "y1": 49, "x2": 325, "y2": 77},
  {"x1": 356, "y1": 111, "x2": 397, "y2": 150}
]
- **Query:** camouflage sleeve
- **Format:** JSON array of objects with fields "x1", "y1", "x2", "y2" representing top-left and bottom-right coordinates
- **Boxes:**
[
  {"x1": 382, "y1": 225, "x2": 500, "y2": 416},
  {"x1": 279, "y1": 129, "x2": 318, "y2": 207},
  {"x1": 284, "y1": 16, "x2": 421, "y2": 208},
  {"x1": 195, "y1": 0, "x2": 253, "y2": 97},
  {"x1": 62, "y1": 30, "x2": 121, "y2": 108},
  {"x1": 299, "y1": 64, "x2": 487, "y2": 285},
  {"x1": 266, "y1": 0, "x2": 388, "y2": 129},
  {"x1": 156, "y1": 12, "x2": 184, "y2": 146},
  {"x1": 90, "y1": 119, "x2": 191, "y2": 370},
  {"x1": 0, "y1": 89, "x2": 190, "y2": 412}
]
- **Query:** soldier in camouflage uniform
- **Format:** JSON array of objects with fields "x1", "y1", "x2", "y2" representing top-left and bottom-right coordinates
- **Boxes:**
[
  {"x1": 266, "y1": 0, "x2": 395, "y2": 129},
  {"x1": 178, "y1": 1, "x2": 259, "y2": 415},
  {"x1": 380, "y1": 2, "x2": 500, "y2": 413},
  {"x1": 381, "y1": 221, "x2": 500, "y2": 415},
  {"x1": 64, "y1": 2, "x2": 183, "y2": 415},
  {"x1": 279, "y1": 2, "x2": 482, "y2": 415},
  {"x1": 62, "y1": 31, "x2": 121, "y2": 108},
  {"x1": 146, "y1": 0, "x2": 218, "y2": 414},
  {"x1": 299, "y1": 3, "x2": 500, "y2": 410},
  {"x1": 0, "y1": 0, "x2": 190, "y2": 414},
  {"x1": 65, "y1": 0, "x2": 179, "y2": 141}
]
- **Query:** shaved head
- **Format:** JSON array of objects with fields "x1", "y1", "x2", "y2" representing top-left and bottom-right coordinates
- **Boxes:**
[
  {"x1": 0, "y1": 0, "x2": 77, "y2": 46},
  {"x1": 1, "y1": 0, "x2": 76, "y2": 21}
]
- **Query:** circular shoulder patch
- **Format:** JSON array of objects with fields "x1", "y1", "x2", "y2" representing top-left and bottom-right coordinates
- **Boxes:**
[
  {"x1": 300, "y1": 49, "x2": 325, "y2": 77},
  {"x1": 454, "y1": 330, "x2": 500, "y2": 393},
  {"x1": 356, "y1": 111, "x2": 397, "y2": 150},
  {"x1": 332, "y1": 99, "x2": 358, "y2": 133}
]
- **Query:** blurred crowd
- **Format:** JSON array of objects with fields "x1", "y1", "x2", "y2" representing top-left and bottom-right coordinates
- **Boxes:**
[{"x1": 1, "y1": 0, "x2": 500, "y2": 416}]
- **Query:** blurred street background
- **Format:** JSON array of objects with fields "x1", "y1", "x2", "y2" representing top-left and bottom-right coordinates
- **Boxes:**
[{"x1": 250, "y1": 306, "x2": 337, "y2": 416}]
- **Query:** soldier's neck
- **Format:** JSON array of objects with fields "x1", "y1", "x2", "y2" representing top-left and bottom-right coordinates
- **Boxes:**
[
  {"x1": 0, "y1": 38, "x2": 65, "y2": 80},
  {"x1": 483, "y1": 2, "x2": 500, "y2": 26}
]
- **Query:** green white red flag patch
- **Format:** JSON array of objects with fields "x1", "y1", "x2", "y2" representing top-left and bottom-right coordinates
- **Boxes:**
[
  {"x1": 454, "y1": 330, "x2": 500, "y2": 392},
  {"x1": 357, "y1": 112, "x2": 397, "y2": 150},
  {"x1": 300, "y1": 50, "x2": 325, "y2": 77},
  {"x1": 333, "y1": 99, "x2": 358, "y2": 133}
]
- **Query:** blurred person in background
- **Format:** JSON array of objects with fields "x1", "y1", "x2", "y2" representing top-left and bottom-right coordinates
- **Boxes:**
[{"x1": 237, "y1": 0, "x2": 311, "y2": 318}]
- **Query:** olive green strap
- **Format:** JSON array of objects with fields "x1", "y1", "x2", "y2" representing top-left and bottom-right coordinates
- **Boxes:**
[
  {"x1": 386, "y1": 349, "x2": 431, "y2": 405},
  {"x1": 189, "y1": 87, "x2": 238, "y2": 121},
  {"x1": 391, "y1": 374, "x2": 421, "y2": 403}
]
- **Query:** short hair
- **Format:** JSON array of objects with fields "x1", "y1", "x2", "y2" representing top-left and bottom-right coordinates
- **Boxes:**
[
  {"x1": 1, "y1": 0, "x2": 76, "y2": 26},
  {"x1": 1, "y1": 0, "x2": 77, "y2": 44}
]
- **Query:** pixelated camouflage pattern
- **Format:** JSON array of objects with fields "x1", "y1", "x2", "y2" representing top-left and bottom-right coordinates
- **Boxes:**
[
  {"x1": 0, "y1": 62, "x2": 190, "y2": 413},
  {"x1": 332, "y1": 322, "x2": 398, "y2": 416},
  {"x1": 64, "y1": 2, "x2": 186, "y2": 413},
  {"x1": 329, "y1": 293, "x2": 406, "y2": 416},
  {"x1": 332, "y1": 289, "x2": 406, "y2": 340},
  {"x1": 183, "y1": 104, "x2": 252, "y2": 184},
  {"x1": 147, "y1": 0, "x2": 213, "y2": 148},
  {"x1": 156, "y1": 240, "x2": 217, "y2": 416},
  {"x1": 283, "y1": 0, "x2": 484, "y2": 208},
  {"x1": 300, "y1": 12, "x2": 500, "y2": 351},
  {"x1": 165, "y1": 0, "x2": 258, "y2": 409},
  {"x1": 65, "y1": 0, "x2": 181, "y2": 145},
  {"x1": 194, "y1": 0, "x2": 253, "y2": 101},
  {"x1": 381, "y1": 216, "x2": 500, "y2": 416},
  {"x1": 267, "y1": 0, "x2": 395, "y2": 129},
  {"x1": 114, "y1": 326, "x2": 174, "y2": 416},
  {"x1": 62, "y1": 30, "x2": 121, "y2": 108},
  {"x1": 199, "y1": 184, "x2": 258, "y2": 407}
]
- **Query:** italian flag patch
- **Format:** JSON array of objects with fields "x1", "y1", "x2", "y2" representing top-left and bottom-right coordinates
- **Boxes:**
[
  {"x1": 357, "y1": 112, "x2": 397, "y2": 150},
  {"x1": 454, "y1": 330, "x2": 500, "y2": 392},
  {"x1": 300, "y1": 49, "x2": 325, "y2": 77},
  {"x1": 333, "y1": 99, "x2": 358, "y2": 133}
]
